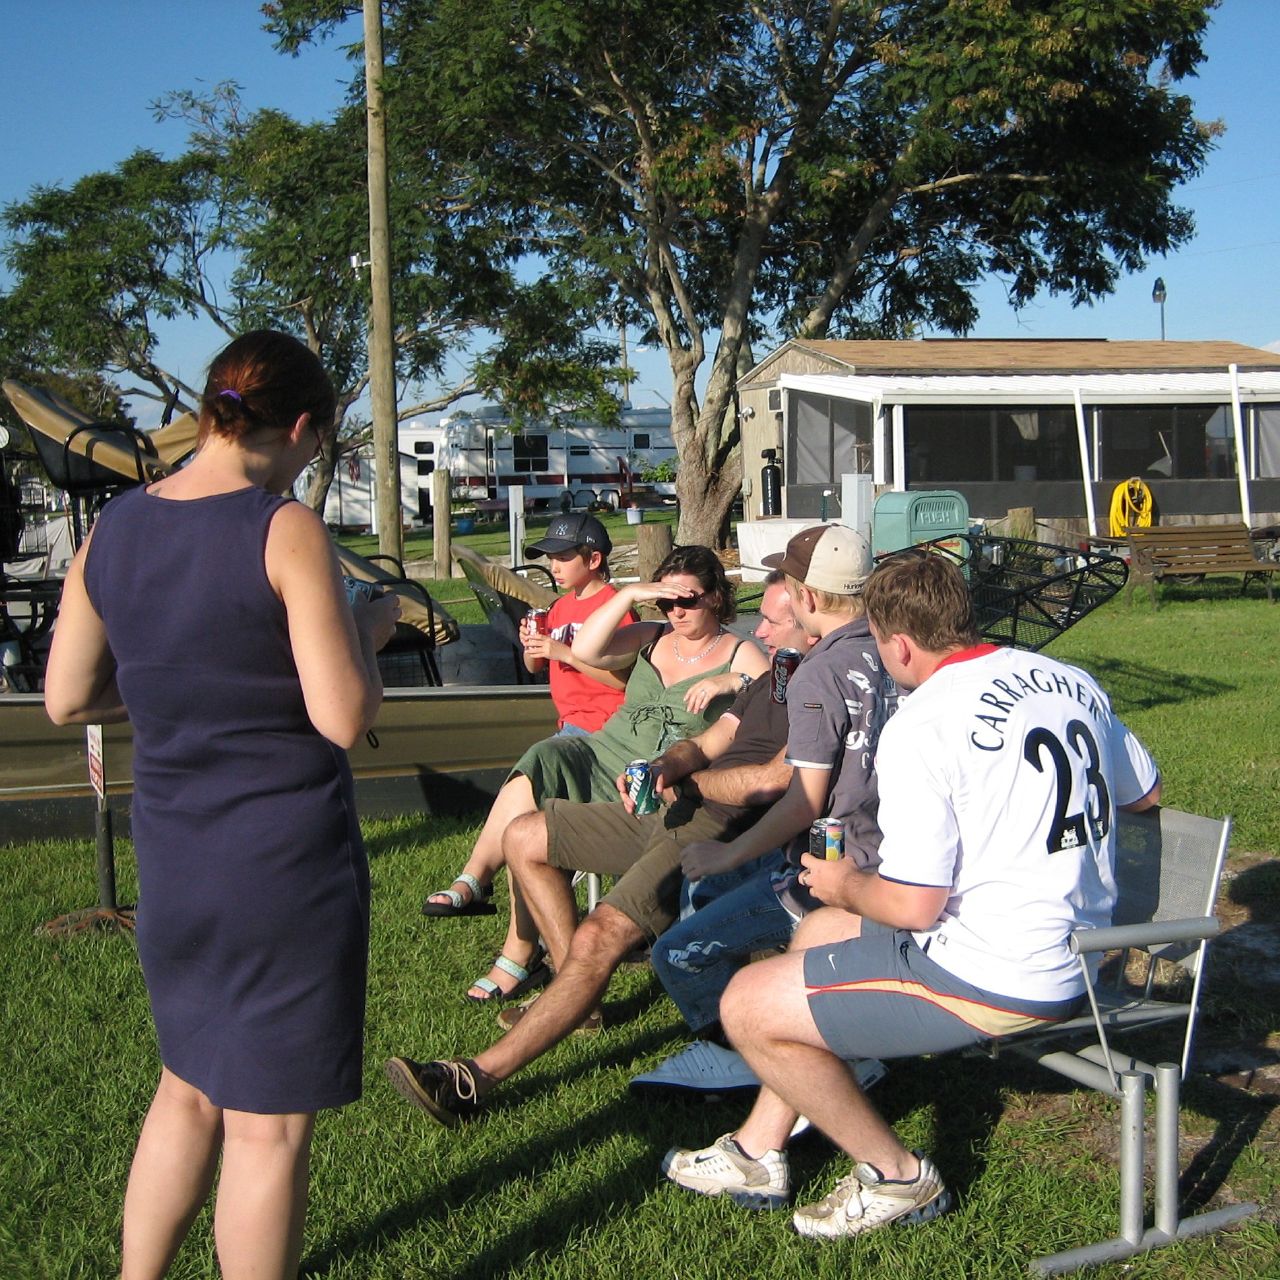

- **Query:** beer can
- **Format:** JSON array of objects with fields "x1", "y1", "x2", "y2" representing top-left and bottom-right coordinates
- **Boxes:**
[
  {"x1": 525, "y1": 607, "x2": 550, "y2": 636},
  {"x1": 771, "y1": 647, "x2": 802, "y2": 703},
  {"x1": 625, "y1": 759, "x2": 659, "y2": 816},
  {"x1": 341, "y1": 575, "x2": 379, "y2": 606},
  {"x1": 808, "y1": 818, "x2": 845, "y2": 861}
]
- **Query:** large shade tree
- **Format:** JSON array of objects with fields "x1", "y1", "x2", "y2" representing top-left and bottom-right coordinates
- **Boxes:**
[
  {"x1": 0, "y1": 83, "x2": 619, "y2": 511},
  {"x1": 272, "y1": 0, "x2": 1217, "y2": 545}
]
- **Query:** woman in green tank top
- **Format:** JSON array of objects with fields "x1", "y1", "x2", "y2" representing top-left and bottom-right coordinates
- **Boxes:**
[{"x1": 428, "y1": 545, "x2": 768, "y2": 1001}]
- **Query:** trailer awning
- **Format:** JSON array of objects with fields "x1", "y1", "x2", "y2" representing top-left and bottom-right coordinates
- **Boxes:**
[{"x1": 778, "y1": 369, "x2": 1280, "y2": 406}]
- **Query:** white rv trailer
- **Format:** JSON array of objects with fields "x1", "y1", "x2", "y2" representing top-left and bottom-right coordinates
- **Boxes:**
[
  {"x1": 311, "y1": 406, "x2": 675, "y2": 530},
  {"x1": 425, "y1": 405, "x2": 675, "y2": 507}
]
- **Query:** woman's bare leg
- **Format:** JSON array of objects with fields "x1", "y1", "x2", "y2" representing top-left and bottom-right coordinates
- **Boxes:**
[
  {"x1": 213, "y1": 1108, "x2": 316, "y2": 1280},
  {"x1": 121, "y1": 1068, "x2": 223, "y2": 1280},
  {"x1": 467, "y1": 875, "x2": 545, "y2": 999},
  {"x1": 425, "y1": 774, "x2": 537, "y2": 908}
]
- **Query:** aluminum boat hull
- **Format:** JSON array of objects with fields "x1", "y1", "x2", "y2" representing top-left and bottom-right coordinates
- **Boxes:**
[{"x1": 0, "y1": 685, "x2": 557, "y2": 844}]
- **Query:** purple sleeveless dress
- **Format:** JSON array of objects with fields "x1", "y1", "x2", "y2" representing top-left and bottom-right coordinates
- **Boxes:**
[{"x1": 83, "y1": 485, "x2": 368, "y2": 1112}]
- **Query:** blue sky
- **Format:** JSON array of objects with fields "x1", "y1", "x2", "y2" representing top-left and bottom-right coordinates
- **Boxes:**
[{"x1": 2, "y1": 1, "x2": 1277, "y2": 422}]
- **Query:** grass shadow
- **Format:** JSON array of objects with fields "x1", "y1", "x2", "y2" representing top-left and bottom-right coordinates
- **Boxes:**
[{"x1": 1070, "y1": 657, "x2": 1234, "y2": 710}]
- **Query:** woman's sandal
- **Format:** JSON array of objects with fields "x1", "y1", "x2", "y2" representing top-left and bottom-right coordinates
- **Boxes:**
[
  {"x1": 421, "y1": 873, "x2": 496, "y2": 918},
  {"x1": 466, "y1": 947, "x2": 552, "y2": 1004}
]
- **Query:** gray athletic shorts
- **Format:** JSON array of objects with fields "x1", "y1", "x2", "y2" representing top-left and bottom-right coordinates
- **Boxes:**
[
  {"x1": 544, "y1": 794, "x2": 733, "y2": 939},
  {"x1": 804, "y1": 921, "x2": 1085, "y2": 1061}
]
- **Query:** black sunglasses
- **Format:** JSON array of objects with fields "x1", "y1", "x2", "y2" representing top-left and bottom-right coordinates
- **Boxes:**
[{"x1": 657, "y1": 593, "x2": 707, "y2": 613}]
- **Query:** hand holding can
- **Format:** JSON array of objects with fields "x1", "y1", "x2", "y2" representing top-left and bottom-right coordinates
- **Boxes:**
[
  {"x1": 625, "y1": 759, "x2": 660, "y2": 816},
  {"x1": 808, "y1": 818, "x2": 845, "y2": 861}
]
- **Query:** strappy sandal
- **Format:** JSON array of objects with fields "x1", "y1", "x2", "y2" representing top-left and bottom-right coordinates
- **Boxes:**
[
  {"x1": 421, "y1": 873, "x2": 496, "y2": 918},
  {"x1": 466, "y1": 946, "x2": 552, "y2": 1004}
]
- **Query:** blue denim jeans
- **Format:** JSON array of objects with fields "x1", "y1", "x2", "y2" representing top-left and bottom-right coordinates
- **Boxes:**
[{"x1": 652, "y1": 850, "x2": 796, "y2": 1033}]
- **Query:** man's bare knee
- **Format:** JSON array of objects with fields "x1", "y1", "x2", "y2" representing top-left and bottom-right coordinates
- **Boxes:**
[
  {"x1": 720, "y1": 964, "x2": 763, "y2": 1040},
  {"x1": 504, "y1": 811, "x2": 548, "y2": 871},
  {"x1": 570, "y1": 904, "x2": 643, "y2": 967}
]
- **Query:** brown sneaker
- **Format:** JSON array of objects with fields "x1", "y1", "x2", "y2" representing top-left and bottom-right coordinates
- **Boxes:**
[{"x1": 385, "y1": 1057, "x2": 484, "y2": 1127}]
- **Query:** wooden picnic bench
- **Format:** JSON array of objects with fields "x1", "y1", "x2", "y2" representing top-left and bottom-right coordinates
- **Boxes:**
[{"x1": 1125, "y1": 522, "x2": 1280, "y2": 607}]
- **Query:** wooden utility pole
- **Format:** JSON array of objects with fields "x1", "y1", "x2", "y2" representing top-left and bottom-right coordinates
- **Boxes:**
[{"x1": 364, "y1": 0, "x2": 402, "y2": 561}]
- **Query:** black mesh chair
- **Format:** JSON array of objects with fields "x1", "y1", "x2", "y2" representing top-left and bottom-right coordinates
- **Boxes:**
[{"x1": 885, "y1": 534, "x2": 1129, "y2": 651}]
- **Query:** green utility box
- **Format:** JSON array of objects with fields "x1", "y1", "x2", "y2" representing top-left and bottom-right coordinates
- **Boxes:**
[{"x1": 872, "y1": 489, "x2": 970, "y2": 558}]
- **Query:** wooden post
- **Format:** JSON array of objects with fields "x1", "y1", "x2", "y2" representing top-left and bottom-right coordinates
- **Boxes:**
[
  {"x1": 432, "y1": 468, "x2": 453, "y2": 578},
  {"x1": 364, "y1": 0, "x2": 402, "y2": 563},
  {"x1": 1003, "y1": 504, "x2": 1034, "y2": 540},
  {"x1": 636, "y1": 523, "x2": 673, "y2": 583}
]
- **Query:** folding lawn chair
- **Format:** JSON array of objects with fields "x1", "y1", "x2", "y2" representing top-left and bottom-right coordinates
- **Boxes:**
[{"x1": 983, "y1": 806, "x2": 1257, "y2": 1274}]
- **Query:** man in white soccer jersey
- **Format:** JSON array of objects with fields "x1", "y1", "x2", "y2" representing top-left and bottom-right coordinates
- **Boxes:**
[{"x1": 662, "y1": 551, "x2": 1161, "y2": 1241}]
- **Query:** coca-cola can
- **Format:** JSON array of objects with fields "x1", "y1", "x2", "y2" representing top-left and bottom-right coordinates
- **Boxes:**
[
  {"x1": 525, "y1": 608, "x2": 550, "y2": 636},
  {"x1": 771, "y1": 647, "x2": 802, "y2": 703}
]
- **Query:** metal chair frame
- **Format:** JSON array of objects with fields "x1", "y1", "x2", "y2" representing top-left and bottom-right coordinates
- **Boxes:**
[{"x1": 978, "y1": 806, "x2": 1257, "y2": 1274}]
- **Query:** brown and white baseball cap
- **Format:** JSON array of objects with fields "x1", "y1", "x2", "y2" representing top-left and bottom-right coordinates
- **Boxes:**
[{"x1": 761, "y1": 524, "x2": 871, "y2": 595}]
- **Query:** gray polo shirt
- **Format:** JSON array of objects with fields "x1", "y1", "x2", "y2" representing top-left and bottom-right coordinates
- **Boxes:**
[{"x1": 773, "y1": 616, "x2": 897, "y2": 915}]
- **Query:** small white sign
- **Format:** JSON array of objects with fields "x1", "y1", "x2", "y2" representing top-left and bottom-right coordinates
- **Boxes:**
[{"x1": 86, "y1": 723, "x2": 105, "y2": 803}]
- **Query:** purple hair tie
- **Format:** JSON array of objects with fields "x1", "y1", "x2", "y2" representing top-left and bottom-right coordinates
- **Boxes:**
[{"x1": 218, "y1": 388, "x2": 242, "y2": 402}]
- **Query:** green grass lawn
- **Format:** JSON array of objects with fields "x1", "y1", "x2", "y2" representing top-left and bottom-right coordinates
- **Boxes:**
[{"x1": 1, "y1": 585, "x2": 1278, "y2": 1277}]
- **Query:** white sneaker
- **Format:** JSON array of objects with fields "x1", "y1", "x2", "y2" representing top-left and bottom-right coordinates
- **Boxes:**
[
  {"x1": 631, "y1": 1041, "x2": 759, "y2": 1093},
  {"x1": 792, "y1": 1150, "x2": 951, "y2": 1240},
  {"x1": 662, "y1": 1132, "x2": 791, "y2": 1210}
]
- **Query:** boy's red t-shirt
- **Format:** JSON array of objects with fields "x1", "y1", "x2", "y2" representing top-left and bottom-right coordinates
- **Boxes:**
[{"x1": 546, "y1": 583, "x2": 637, "y2": 732}]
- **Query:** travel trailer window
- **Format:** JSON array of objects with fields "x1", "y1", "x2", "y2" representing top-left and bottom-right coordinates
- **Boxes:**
[
  {"x1": 513, "y1": 434, "x2": 549, "y2": 472},
  {"x1": 1097, "y1": 405, "x2": 1236, "y2": 480}
]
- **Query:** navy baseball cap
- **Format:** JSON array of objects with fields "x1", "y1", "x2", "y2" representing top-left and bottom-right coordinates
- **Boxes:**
[{"x1": 525, "y1": 512, "x2": 613, "y2": 559}]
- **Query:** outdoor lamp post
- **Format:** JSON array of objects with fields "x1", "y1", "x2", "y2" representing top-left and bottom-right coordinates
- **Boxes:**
[{"x1": 1152, "y1": 277, "x2": 1167, "y2": 341}]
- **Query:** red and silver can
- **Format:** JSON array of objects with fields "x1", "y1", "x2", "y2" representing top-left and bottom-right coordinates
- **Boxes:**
[
  {"x1": 525, "y1": 607, "x2": 550, "y2": 636},
  {"x1": 771, "y1": 647, "x2": 802, "y2": 703},
  {"x1": 808, "y1": 818, "x2": 845, "y2": 861},
  {"x1": 625, "y1": 759, "x2": 659, "y2": 816}
]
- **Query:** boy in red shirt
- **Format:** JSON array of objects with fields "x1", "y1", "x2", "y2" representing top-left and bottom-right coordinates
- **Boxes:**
[{"x1": 520, "y1": 512, "x2": 634, "y2": 734}]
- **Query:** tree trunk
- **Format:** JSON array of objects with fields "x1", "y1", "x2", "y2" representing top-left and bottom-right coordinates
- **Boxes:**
[
  {"x1": 303, "y1": 448, "x2": 339, "y2": 516},
  {"x1": 674, "y1": 454, "x2": 742, "y2": 548},
  {"x1": 671, "y1": 343, "x2": 751, "y2": 548}
]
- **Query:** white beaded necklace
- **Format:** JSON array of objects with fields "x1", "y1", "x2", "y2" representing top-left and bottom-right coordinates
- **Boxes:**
[{"x1": 672, "y1": 629, "x2": 726, "y2": 664}]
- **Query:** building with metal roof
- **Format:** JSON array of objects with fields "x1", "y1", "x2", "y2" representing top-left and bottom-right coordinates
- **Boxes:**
[{"x1": 735, "y1": 339, "x2": 1280, "y2": 533}]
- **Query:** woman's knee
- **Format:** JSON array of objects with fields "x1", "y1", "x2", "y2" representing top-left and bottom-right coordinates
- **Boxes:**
[
  {"x1": 221, "y1": 1110, "x2": 315, "y2": 1154},
  {"x1": 155, "y1": 1068, "x2": 220, "y2": 1119}
]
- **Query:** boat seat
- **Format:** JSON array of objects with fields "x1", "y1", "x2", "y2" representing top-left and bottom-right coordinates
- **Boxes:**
[
  {"x1": 334, "y1": 546, "x2": 458, "y2": 686},
  {"x1": 452, "y1": 544, "x2": 556, "y2": 684}
]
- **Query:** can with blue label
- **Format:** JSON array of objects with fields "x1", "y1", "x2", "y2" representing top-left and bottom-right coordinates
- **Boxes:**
[
  {"x1": 341, "y1": 575, "x2": 381, "y2": 605},
  {"x1": 625, "y1": 759, "x2": 659, "y2": 816}
]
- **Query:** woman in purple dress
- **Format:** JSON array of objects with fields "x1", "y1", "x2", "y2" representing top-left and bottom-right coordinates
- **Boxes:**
[{"x1": 45, "y1": 330, "x2": 399, "y2": 1279}]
